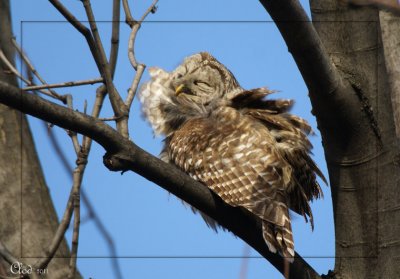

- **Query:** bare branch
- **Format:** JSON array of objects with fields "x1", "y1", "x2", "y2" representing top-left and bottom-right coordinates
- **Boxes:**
[
  {"x1": 259, "y1": 0, "x2": 342, "y2": 96},
  {"x1": 81, "y1": 0, "x2": 128, "y2": 127},
  {"x1": 127, "y1": 24, "x2": 141, "y2": 71},
  {"x1": 125, "y1": 63, "x2": 144, "y2": 109},
  {"x1": 122, "y1": 0, "x2": 135, "y2": 27},
  {"x1": 109, "y1": 0, "x2": 121, "y2": 76},
  {"x1": 82, "y1": 85, "x2": 107, "y2": 148},
  {"x1": 23, "y1": 77, "x2": 103, "y2": 91},
  {"x1": 0, "y1": 48, "x2": 30, "y2": 84},
  {"x1": 68, "y1": 152, "x2": 86, "y2": 279},
  {"x1": 125, "y1": 0, "x2": 158, "y2": 109},
  {"x1": 45, "y1": 108, "x2": 123, "y2": 279},
  {"x1": 49, "y1": 0, "x2": 129, "y2": 136},
  {"x1": 127, "y1": 0, "x2": 158, "y2": 70},
  {"x1": 99, "y1": 116, "x2": 121, "y2": 121},
  {"x1": 139, "y1": 0, "x2": 159, "y2": 23},
  {"x1": 1, "y1": 46, "x2": 68, "y2": 102},
  {"x1": 48, "y1": 0, "x2": 103, "y2": 73},
  {"x1": 34, "y1": 185, "x2": 74, "y2": 270},
  {"x1": 0, "y1": 82, "x2": 321, "y2": 279},
  {"x1": 257, "y1": 0, "x2": 372, "y2": 155},
  {"x1": 66, "y1": 95, "x2": 81, "y2": 155},
  {"x1": 11, "y1": 37, "x2": 66, "y2": 102}
]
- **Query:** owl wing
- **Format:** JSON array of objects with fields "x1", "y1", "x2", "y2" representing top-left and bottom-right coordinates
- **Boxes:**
[
  {"x1": 244, "y1": 108, "x2": 326, "y2": 229},
  {"x1": 168, "y1": 111, "x2": 295, "y2": 260}
]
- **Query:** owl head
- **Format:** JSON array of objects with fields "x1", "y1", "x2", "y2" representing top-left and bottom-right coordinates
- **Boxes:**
[{"x1": 139, "y1": 52, "x2": 244, "y2": 136}]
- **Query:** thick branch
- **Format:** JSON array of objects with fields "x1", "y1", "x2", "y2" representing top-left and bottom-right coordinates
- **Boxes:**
[
  {"x1": 257, "y1": 0, "x2": 365, "y2": 143},
  {"x1": 259, "y1": 1, "x2": 342, "y2": 94},
  {"x1": 258, "y1": 0, "x2": 383, "y2": 161},
  {"x1": 0, "y1": 82, "x2": 321, "y2": 279}
]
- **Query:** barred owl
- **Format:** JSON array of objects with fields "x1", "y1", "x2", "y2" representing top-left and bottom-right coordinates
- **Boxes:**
[{"x1": 139, "y1": 52, "x2": 325, "y2": 261}]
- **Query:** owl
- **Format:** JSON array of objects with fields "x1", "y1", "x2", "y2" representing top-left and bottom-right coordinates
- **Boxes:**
[{"x1": 139, "y1": 52, "x2": 325, "y2": 261}]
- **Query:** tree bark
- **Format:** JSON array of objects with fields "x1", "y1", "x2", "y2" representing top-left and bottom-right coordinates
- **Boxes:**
[
  {"x1": 379, "y1": 10, "x2": 400, "y2": 138},
  {"x1": 0, "y1": 0, "x2": 81, "y2": 278},
  {"x1": 309, "y1": 1, "x2": 400, "y2": 278}
]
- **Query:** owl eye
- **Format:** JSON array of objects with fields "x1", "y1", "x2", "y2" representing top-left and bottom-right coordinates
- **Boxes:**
[{"x1": 194, "y1": 80, "x2": 210, "y2": 87}]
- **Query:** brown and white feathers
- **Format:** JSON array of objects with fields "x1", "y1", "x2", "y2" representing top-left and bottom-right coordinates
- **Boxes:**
[{"x1": 139, "y1": 52, "x2": 325, "y2": 261}]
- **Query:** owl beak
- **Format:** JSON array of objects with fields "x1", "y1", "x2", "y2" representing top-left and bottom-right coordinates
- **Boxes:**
[{"x1": 175, "y1": 84, "x2": 186, "y2": 96}]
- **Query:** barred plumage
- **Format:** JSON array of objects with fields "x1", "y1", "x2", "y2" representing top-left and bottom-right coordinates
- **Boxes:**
[{"x1": 139, "y1": 52, "x2": 325, "y2": 261}]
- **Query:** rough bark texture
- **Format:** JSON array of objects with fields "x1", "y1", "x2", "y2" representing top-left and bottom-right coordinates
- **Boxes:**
[
  {"x1": 310, "y1": 1, "x2": 400, "y2": 278},
  {"x1": 379, "y1": 10, "x2": 400, "y2": 137},
  {"x1": 0, "y1": 1, "x2": 81, "y2": 278}
]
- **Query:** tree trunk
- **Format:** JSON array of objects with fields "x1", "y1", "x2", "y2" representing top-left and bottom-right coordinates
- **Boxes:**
[
  {"x1": 310, "y1": 1, "x2": 400, "y2": 278},
  {"x1": 379, "y1": 10, "x2": 400, "y2": 137},
  {"x1": 0, "y1": 0, "x2": 81, "y2": 278}
]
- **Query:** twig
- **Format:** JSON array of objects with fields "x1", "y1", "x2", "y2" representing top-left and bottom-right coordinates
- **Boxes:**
[
  {"x1": 82, "y1": 85, "x2": 107, "y2": 149},
  {"x1": 81, "y1": 0, "x2": 128, "y2": 126},
  {"x1": 50, "y1": 0, "x2": 128, "y2": 136},
  {"x1": 11, "y1": 37, "x2": 66, "y2": 102},
  {"x1": 122, "y1": 0, "x2": 136, "y2": 27},
  {"x1": 99, "y1": 116, "x2": 121, "y2": 121},
  {"x1": 139, "y1": 0, "x2": 159, "y2": 23},
  {"x1": 125, "y1": 64, "x2": 144, "y2": 109},
  {"x1": 48, "y1": 0, "x2": 103, "y2": 73},
  {"x1": 127, "y1": 25, "x2": 141, "y2": 71},
  {"x1": 125, "y1": 0, "x2": 158, "y2": 108},
  {"x1": 68, "y1": 151, "x2": 87, "y2": 279},
  {"x1": 66, "y1": 95, "x2": 81, "y2": 155},
  {"x1": 0, "y1": 48, "x2": 30, "y2": 84},
  {"x1": 34, "y1": 186, "x2": 75, "y2": 269},
  {"x1": 23, "y1": 77, "x2": 103, "y2": 91},
  {"x1": 1, "y1": 47, "x2": 66, "y2": 101},
  {"x1": 127, "y1": 0, "x2": 158, "y2": 70},
  {"x1": 109, "y1": 0, "x2": 121, "y2": 76},
  {"x1": 341, "y1": 0, "x2": 400, "y2": 16},
  {"x1": 46, "y1": 86, "x2": 123, "y2": 279}
]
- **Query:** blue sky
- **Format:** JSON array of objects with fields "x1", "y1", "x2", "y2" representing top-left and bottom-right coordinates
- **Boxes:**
[{"x1": 10, "y1": 1, "x2": 334, "y2": 278}]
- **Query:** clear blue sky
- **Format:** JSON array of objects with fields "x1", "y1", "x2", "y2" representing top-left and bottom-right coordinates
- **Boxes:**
[{"x1": 11, "y1": 1, "x2": 334, "y2": 278}]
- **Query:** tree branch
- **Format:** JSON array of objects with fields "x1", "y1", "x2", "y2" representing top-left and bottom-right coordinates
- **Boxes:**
[
  {"x1": 68, "y1": 151, "x2": 86, "y2": 279},
  {"x1": 259, "y1": 0, "x2": 342, "y2": 94},
  {"x1": 45, "y1": 120, "x2": 124, "y2": 279},
  {"x1": 258, "y1": 0, "x2": 375, "y2": 160},
  {"x1": 23, "y1": 77, "x2": 103, "y2": 91},
  {"x1": 0, "y1": 82, "x2": 321, "y2": 279},
  {"x1": 49, "y1": 0, "x2": 129, "y2": 137},
  {"x1": 258, "y1": 1, "x2": 349, "y2": 133},
  {"x1": 48, "y1": 0, "x2": 103, "y2": 75},
  {"x1": 81, "y1": 0, "x2": 127, "y2": 120},
  {"x1": 34, "y1": 184, "x2": 74, "y2": 270},
  {"x1": 125, "y1": 0, "x2": 158, "y2": 110},
  {"x1": 12, "y1": 37, "x2": 66, "y2": 102},
  {"x1": 109, "y1": 0, "x2": 121, "y2": 77}
]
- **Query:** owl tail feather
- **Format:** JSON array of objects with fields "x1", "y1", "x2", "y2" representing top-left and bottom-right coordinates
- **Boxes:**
[{"x1": 262, "y1": 220, "x2": 295, "y2": 263}]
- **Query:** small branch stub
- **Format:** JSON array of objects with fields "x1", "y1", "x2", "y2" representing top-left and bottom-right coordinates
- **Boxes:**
[{"x1": 103, "y1": 152, "x2": 130, "y2": 172}]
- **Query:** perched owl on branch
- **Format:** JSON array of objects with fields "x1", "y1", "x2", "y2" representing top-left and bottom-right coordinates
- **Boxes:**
[{"x1": 139, "y1": 52, "x2": 325, "y2": 261}]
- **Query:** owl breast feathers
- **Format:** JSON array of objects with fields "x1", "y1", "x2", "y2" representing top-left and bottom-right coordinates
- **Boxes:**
[{"x1": 139, "y1": 52, "x2": 326, "y2": 261}]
